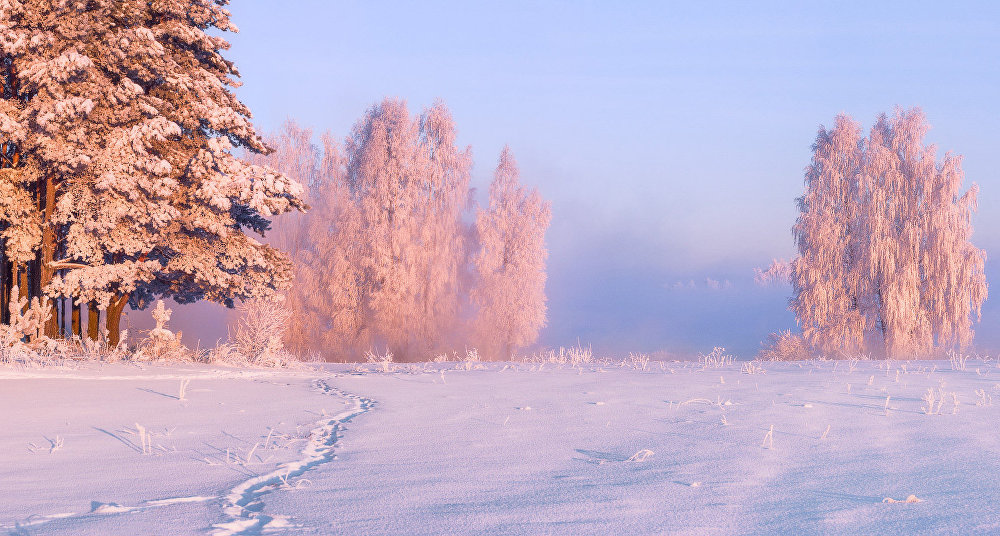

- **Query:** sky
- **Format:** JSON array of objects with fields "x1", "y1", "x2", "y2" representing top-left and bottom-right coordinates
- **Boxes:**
[{"x1": 138, "y1": 1, "x2": 1000, "y2": 358}]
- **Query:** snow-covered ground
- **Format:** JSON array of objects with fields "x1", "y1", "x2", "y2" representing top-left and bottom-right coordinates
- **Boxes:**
[{"x1": 3, "y1": 358, "x2": 1000, "y2": 535}]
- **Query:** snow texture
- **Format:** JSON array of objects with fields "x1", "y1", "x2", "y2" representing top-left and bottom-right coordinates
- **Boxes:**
[{"x1": 3, "y1": 358, "x2": 1000, "y2": 534}]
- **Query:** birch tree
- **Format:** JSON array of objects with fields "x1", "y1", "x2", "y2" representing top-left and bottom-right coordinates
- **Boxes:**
[
  {"x1": 244, "y1": 120, "x2": 320, "y2": 356},
  {"x1": 344, "y1": 98, "x2": 473, "y2": 360},
  {"x1": 249, "y1": 123, "x2": 367, "y2": 360},
  {"x1": 310, "y1": 132, "x2": 368, "y2": 359},
  {"x1": 790, "y1": 108, "x2": 986, "y2": 358},
  {"x1": 472, "y1": 146, "x2": 551, "y2": 359},
  {"x1": 254, "y1": 103, "x2": 551, "y2": 362},
  {"x1": 413, "y1": 102, "x2": 473, "y2": 353},
  {"x1": 791, "y1": 115, "x2": 867, "y2": 355},
  {"x1": 346, "y1": 99, "x2": 422, "y2": 357}
]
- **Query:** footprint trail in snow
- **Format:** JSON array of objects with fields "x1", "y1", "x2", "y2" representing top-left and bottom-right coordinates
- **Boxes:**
[{"x1": 2, "y1": 377, "x2": 373, "y2": 535}]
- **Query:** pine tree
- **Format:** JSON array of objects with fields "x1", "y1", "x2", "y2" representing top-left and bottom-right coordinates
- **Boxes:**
[
  {"x1": 0, "y1": 1, "x2": 305, "y2": 346},
  {"x1": 472, "y1": 146, "x2": 551, "y2": 359}
]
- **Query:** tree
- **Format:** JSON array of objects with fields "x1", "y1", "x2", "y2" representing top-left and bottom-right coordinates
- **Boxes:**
[
  {"x1": 412, "y1": 102, "x2": 473, "y2": 353},
  {"x1": 790, "y1": 108, "x2": 986, "y2": 358},
  {"x1": 344, "y1": 98, "x2": 473, "y2": 360},
  {"x1": 472, "y1": 146, "x2": 551, "y2": 359},
  {"x1": 311, "y1": 131, "x2": 368, "y2": 359},
  {"x1": 244, "y1": 120, "x2": 320, "y2": 356},
  {"x1": 0, "y1": 0, "x2": 304, "y2": 346},
  {"x1": 254, "y1": 103, "x2": 552, "y2": 362},
  {"x1": 345, "y1": 99, "x2": 422, "y2": 357},
  {"x1": 790, "y1": 115, "x2": 867, "y2": 355},
  {"x1": 247, "y1": 121, "x2": 367, "y2": 360}
]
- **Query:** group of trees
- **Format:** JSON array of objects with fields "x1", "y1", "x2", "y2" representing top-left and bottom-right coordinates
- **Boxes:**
[
  {"x1": 251, "y1": 100, "x2": 551, "y2": 361},
  {"x1": 0, "y1": 1, "x2": 303, "y2": 346},
  {"x1": 781, "y1": 108, "x2": 987, "y2": 359},
  {"x1": 1, "y1": 3, "x2": 984, "y2": 363},
  {"x1": 0, "y1": 1, "x2": 551, "y2": 361}
]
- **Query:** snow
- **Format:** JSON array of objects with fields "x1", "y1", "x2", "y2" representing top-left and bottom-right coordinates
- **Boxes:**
[{"x1": 3, "y1": 359, "x2": 1000, "y2": 534}]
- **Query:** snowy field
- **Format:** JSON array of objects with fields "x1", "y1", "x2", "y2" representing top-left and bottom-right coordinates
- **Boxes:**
[{"x1": 3, "y1": 358, "x2": 1000, "y2": 535}]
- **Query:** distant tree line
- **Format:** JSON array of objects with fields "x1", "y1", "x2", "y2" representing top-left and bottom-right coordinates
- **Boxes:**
[{"x1": 248, "y1": 101, "x2": 551, "y2": 361}]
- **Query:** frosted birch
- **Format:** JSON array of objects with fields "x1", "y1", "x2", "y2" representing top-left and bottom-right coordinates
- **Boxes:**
[
  {"x1": 472, "y1": 146, "x2": 551, "y2": 359},
  {"x1": 790, "y1": 108, "x2": 986, "y2": 358}
]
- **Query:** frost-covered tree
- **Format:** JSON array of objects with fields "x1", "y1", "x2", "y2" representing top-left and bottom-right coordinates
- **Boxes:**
[
  {"x1": 790, "y1": 108, "x2": 986, "y2": 358},
  {"x1": 253, "y1": 102, "x2": 550, "y2": 362},
  {"x1": 248, "y1": 122, "x2": 366, "y2": 360},
  {"x1": 413, "y1": 102, "x2": 473, "y2": 353},
  {"x1": 0, "y1": 0, "x2": 304, "y2": 346},
  {"x1": 791, "y1": 115, "x2": 867, "y2": 355},
  {"x1": 472, "y1": 146, "x2": 551, "y2": 359},
  {"x1": 345, "y1": 98, "x2": 473, "y2": 360},
  {"x1": 345, "y1": 99, "x2": 422, "y2": 357},
  {"x1": 311, "y1": 132, "x2": 369, "y2": 358},
  {"x1": 244, "y1": 120, "x2": 320, "y2": 356}
]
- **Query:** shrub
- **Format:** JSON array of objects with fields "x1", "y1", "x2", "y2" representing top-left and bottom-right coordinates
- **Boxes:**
[
  {"x1": 698, "y1": 347, "x2": 734, "y2": 368},
  {"x1": 228, "y1": 298, "x2": 295, "y2": 367},
  {"x1": 757, "y1": 330, "x2": 812, "y2": 361}
]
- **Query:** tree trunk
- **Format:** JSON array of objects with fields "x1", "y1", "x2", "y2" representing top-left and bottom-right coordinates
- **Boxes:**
[
  {"x1": 87, "y1": 301, "x2": 100, "y2": 341},
  {"x1": 107, "y1": 294, "x2": 128, "y2": 347},
  {"x1": 57, "y1": 296, "x2": 64, "y2": 336},
  {"x1": 17, "y1": 264, "x2": 27, "y2": 304},
  {"x1": 71, "y1": 301, "x2": 81, "y2": 339},
  {"x1": 40, "y1": 174, "x2": 58, "y2": 337},
  {"x1": 0, "y1": 250, "x2": 8, "y2": 325}
]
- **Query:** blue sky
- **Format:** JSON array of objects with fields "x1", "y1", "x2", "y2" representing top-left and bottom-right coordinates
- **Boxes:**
[{"x1": 146, "y1": 1, "x2": 1000, "y2": 357}]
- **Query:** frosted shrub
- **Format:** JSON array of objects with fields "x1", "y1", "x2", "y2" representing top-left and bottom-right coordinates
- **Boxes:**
[
  {"x1": 522, "y1": 344, "x2": 594, "y2": 366},
  {"x1": 3, "y1": 287, "x2": 52, "y2": 345},
  {"x1": 948, "y1": 350, "x2": 968, "y2": 371},
  {"x1": 0, "y1": 288, "x2": 68, "y2": 366},
  {"x1": 230, "y1": 298, "x2": 295, "y2": 367},
  {"x1": 922, "y1": 387, "x2": 959, "y2": 415},
  {"x1": 741, "y1": 360, "x2": 766, "y2": 375},
  {"x1": 459, "y1": 348, "x2": 481, "y2": 371},
  {"x1": 60, "y1": 332, "x2": 124, "y2": 363},
  {"x1": 567, "y1": 344, "x2": 594, "y2": 366},
  {"x1": 628, "y1": 352, "x2": 650, "y2": 371},
  {"x1": 364, "y1": 348, "x2": 395, "y2": 373},
  {"x1": 699, "y1": 347, "x2": 734, "y2": 369},
  {"x1": 757, "y1": 330, "x2": 812, "y2": 361},
  {"x1": 206, "y1": 342, "x2": 241, "y2": 365}
]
